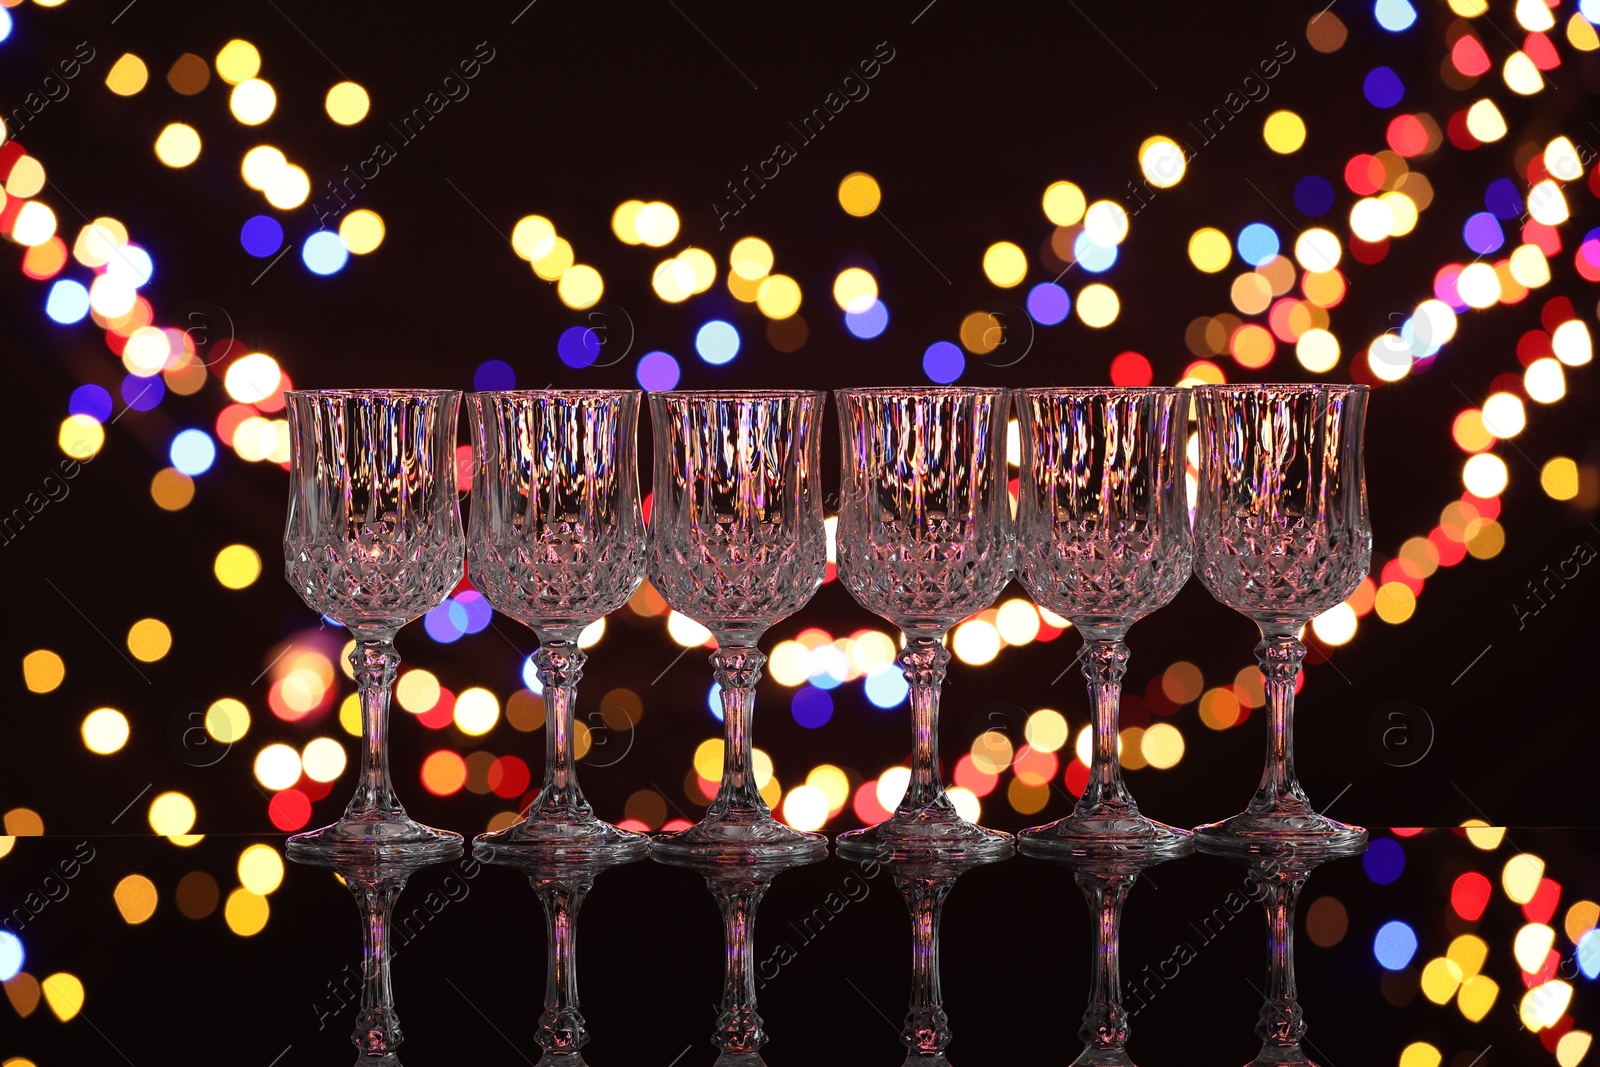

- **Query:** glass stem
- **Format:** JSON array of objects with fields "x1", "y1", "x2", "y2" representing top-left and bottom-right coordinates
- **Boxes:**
[
  {"x1": 709, "y1": 643, "x2": 768, "y2": 817},
  {"x1": 710, "y1": 876, "x2": 768, "y2": 1059},
  {"x1": 532, "y1": 637, "x2": 591, "y2": 819},
  {"x1": 349, "y1": 873, "x2": 407, "y2": 1062},
  {"x1": 1075, "y1": 869, "x2": 1134, "y2": 1054},
  {"x1": 348, "y1": 635, "x2": 403, "y2": 820},
  {"x1": 532, "y1": 873, "x2": 593, "y2": 1061},
  {"x1": 1251, "y1": 629, "x2": 1310, "y2": 816},
  {"x1": 899, "y1": 635, "x2": 952, "y2": 815},
  {"x1": 1249, "y1": 860, "x2": 1310, "y2": 1051},
  {"x1": 895, "y1": 871, "x2": 954, "y2": 1059},
  {"x1": 1077, "y1": 629, "x2": 1134, "y2": 818}
]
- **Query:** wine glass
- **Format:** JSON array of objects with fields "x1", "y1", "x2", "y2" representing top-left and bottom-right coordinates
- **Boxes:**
[
  {"x1": 1013, "y1": 386, "x2": 1194, "y2": 1066},
  {"x1": 466, "y1": 389, "x2": 649, "y2": 864},
  {"x1": 282, "y1": 388, "x2": 465, "y2": 867},
  {"x1": 647, "y1": 390, "x2": 829, "y2": 863},
  {"x1": 833, "y1": 386, "x2": 1015, "y2": 864},
  {"x1": 1190, "y1": 383, "x2": 1371, "y2": 858}
]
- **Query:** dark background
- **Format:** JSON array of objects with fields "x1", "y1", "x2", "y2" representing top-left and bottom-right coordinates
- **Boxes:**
[{"x1": 2, "y1": 1, "x2": 1599, "y2": 1063}]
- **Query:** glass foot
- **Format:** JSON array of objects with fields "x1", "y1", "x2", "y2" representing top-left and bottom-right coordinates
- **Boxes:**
[
  {"x1": 837, "y1": 803, "x2": 1014, "y2": 865},
  {"x1": 1246, "y1": 1046, "x2": 1318, "y2": 1066},
  {"x1": 473, "y1": 812, "x2": 649, "y2": 865},
  {"x1": 1194, "y1": 809, "x2": 1367, "y2": 862},
  {"x1": 536, "y1": 1054, "x2": 590, "y2": 1067},
  {"x1": 904, "y1": 1055, "x2": 953, "y2": 1067},
  {"x1": 287, "y1": 814, "x2": 463, "y2": 869},
  {"x1": 1070, "y1": 1050, "x2": 1137, "y2": 1067},
  {"x1": 1019, "y1": 808, "x2": 1192, "y2": 868},
  {"x1": 652, "y1": 812, "x2": 827, "y2": 865},
  {"x1": 712, "y1": 1054, "x2": 767, "y2": 1067}
]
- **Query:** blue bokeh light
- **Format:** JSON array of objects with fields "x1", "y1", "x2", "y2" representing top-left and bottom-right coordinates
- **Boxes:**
[
  {"x1": 791, "y1": 686, "x2": 834, "y2": 729},
  {"x1": 1373, "y1": 920, "x2": 1418, "y2": 970},
  {"x1": 45, "y1": 279, "x2": 90, "y2": 324},
  {"x1": 424, "y1": 600, "x2": 471, "y2": 643},
  {"x1": 456, "y1": 590, "x2": 493, "y2": 634},
  {"x1": 302, "y1": 231, "x2": 348, "y2": 275},
  {"x1": 1237, "y1": 223, "x2": 1280, "y2": 267},
  {"x1": 240, "y1": 215, "x2": 284, "y2": 258},
  {"x1": 636, "y1": 350, "x2": 681, "y2": 391},
  {"x1": 472, "y1": 360, "x2": 515, "y2": 391},
  {"x1": 1073, "y1": 232, "x2": 1118, "y2": 273},
  {"x1": 0, "y1": 931, "x2": 22, "y2": 982},
  {"x1": 1484, "y1": 178, "x2": 1523, "y2": 221},
  {"x1": 1373, "y1": 0, "x2": 1417, "y2": 32},
  {"x1": 1362, "y1": 837, "x2": 1405, "y2": 885},
  {"x1": 122, "y1": 374, "x2": 165, "y2": 411},
  {"x1": 1026, "y1": 282, "x2": 1070, "y2": 325},
  {"x1": 1462, "y1": 212, "x2": 1504, "y2": 255},
  {"x1": 169, "y1": 429, "x2": 216, "y2": 476},
  {"x1": 558, "y1": 325, "x2": 602, "y2": 369},
  {"x1": 0, "y1": 8, "x2": 13, "y2": 44},
  {"x1": 69, "y1": 384, "x2": 113, "y2": 423},
  {"x1": 695, "y1": 320, "x2": 741, "y2": 365},
  {"x1": 521, "y1": 654, "x2": 545, "y2": 695},
  {"x1": 1362, "y1": 67, "x2": 1405, "y2": 108},
  {"x1": 1578, "y1": 928, "x2": 1600, "y2": 979},
  {"x1": 864, "y1": 667, "x2": 909, "y2": 708},
  {"x1": 1582, "y1": 0, "x2": 1600, "y2": 24},
  {"x1": 1294, "y1": 176, "x2": 1335, "y2": 217},
  {"x1": 707, "y1": 682, "x2": 725, "y2": 723},
  {"x1": 922, "y1": 341, "x2": 965, "y2": 384},
  {"x1": 845, "y1": 299, "x2": 889, "y2": 339}
]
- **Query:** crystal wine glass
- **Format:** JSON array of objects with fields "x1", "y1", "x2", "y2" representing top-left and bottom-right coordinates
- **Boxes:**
[
  {"x1": 283, "y1": 388, "x2": 465, "y2": 867},
  {"x1": 833, "y1": 386, "x2": 1015, "y2": 864},
  {"x1": 466, "y1": 389, "x2": 649, "y2": 864},
  {"x1": 1014, "y1": 386, "x2": 1194, "y2": 1067},
  {"x1": 1190, "y1": 383, "x2": 1371, "y2": 858},
  {"x1": 647, "y1": 390, "x2": 829, "y2": 863}
]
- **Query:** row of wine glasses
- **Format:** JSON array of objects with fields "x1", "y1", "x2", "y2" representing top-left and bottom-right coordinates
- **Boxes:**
[{"x1": 282, "y1": 384, "x2": 1370, "y2": 870}]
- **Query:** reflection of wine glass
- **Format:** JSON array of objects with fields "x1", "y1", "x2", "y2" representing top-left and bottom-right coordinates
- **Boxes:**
[
  {"x1": 833, "y1": 387, "x2": 1015, "y2": 864},
  {"x1": 466, "y1": 389, "x2": 649, "y2": 864},
  {"x1": 1190, "y1": 384, "x2": 1372, "y2": 857},
  {"x1": 1014, "y1": 387, "x2": 1194, "y2": 1067},
  {"x1": 647, "y1": 390, "x2": 829, "y2": 863},
  {"x1": 282, "y1": 388, "x2": 464, "y2": 867}
]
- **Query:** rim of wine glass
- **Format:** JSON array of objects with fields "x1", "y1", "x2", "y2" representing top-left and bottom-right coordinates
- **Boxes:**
[
  {"x1": 650, "y1": 388, "x2": 825, "y2": 400},
  {"x1": 1020, "y1": 385, "x2": 1188, "y2": 397},
  {"x1": 834, "y1": 385, "x2": 1011, "y2": 397},
  {"x1": 1187, "y1": 383, "x2": 1370, "y2": 394},
  {"x1": 283, "y1": 388, "x2": 461, "y2": 398},
  {"x1": 469, "y1": 388, "x2": 640, "y2": 399}
]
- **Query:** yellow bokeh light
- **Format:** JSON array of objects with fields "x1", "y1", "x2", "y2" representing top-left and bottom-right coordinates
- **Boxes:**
[
  {"x1": 1399, "y1": 1042, "x2": 1442, "y2": 1067},
  {"x1": 1456, "y1": 262, "x2": 1502, "y2": 309},
  {"x1": 838, "y1": 171, "x2": 882, "y2": 216},
  {"x1": 1373, "y1": 582, "x2": 1416, "y2": 624},
  {"x1": 1463, "y1": 452, "x2": 1508, "y2": 497},
  {"x1": 781, "y1": 785, "x2": 830, "y2": 831},
  {"x1": 970, "y1": 729, "x2": 1014, "y2": 775},
  {"x1": 1310, "y1": 602, "x2": 1357, "y2": 645},
  {"x1": 6, "y1": 155, "x2": 43, "y2": 198},
  {"x1": 58, "y1": 414, "x2": 103, "y2": 459},
  {"x1": 1566, "y1": 901, "x2": 1600, "y2": 944},
  {"x1": 215, "y1": 39, "x2": 261, "y2": 85},
  {"x1": 325, "y1": 81, "x2": 370, "y2": 125},
  {"x1": 40, "y1": 973, "x2": 84, "y2": 1022},
  {"x1": 1458, "y1": 974, "x2": 1499, "y2": 1022},
  {"x1": 1076, "y1": 284, "x2": 1119, "y2": 327},
  {"x1": 652, "y1": 257, "x2": 695, "y2": 303},
  {"x1": 1138, "y1": 136, "x2": 1186, "y2": 188},
  {"x1": 951, "y1": 619, "x2": 1001, "y2": 665},
  {"x1": 678, "y1": 248, "x2": 716, "y2": 293},
  {"x1": 238, "y1": 844, "x2": 285, "y2": 895},
  {"x1": 82, "y1": 707, "x2": 129, "y2": 755},
  {"x1": 1296, "y1": 329, "x2": 1340, "y2": 374},
  {"x1": 454, "y1": 687, "x2": 500, "y2": 736},
  {"x1": 1553, "y1": 320, "x2": 1592, "y2": 366},
  {"x1": 22, "y1": 649, "x2": 64, "y2": 693},
  {"x1": 1504, "y1": 853, "x2": 1546, "y2": 903},
  {"x1": 206, "y1": 697, "x2": 250, "y2": 743},
  {"x1": 634, "y1": 202, "x2": 680, "y2": 247},
  {"x1": 1544, "y1": 136, "x2": 1584, "y2": 181},
  {"x1": 756, "y1": 273, "x2": 802, "y2": 319},
  {"x1": 531, "y1": 237, "x2": 575, "y2": 281},
  {"x1": 806, "y1": 765, "x2": 850, "y2": 812},
  {"x1": 148, "y1": 791, "x2": 196, "y2": 837},
  {"x1": 1465, "y1": 98, "x2": 1507, "y2": 142},
  {"x1": 1419, "y1": 958, "x2": 1463, "y2": 1005},
  {"x1": 1481, "y1": 392, "x2": 1525, "y2": 438},
  {"x1": 12, "y1": 201, "x2": 57, "y2": 247},
  {"x1": 1526, "y1": 358, "x2": 1567, "y2": 403},
  {"x1": 241, "y1": 145, "x2": 286, "y2": 191},
  {"x1": 105, "y1": 53, "x2": 149, "y2": 96},
  {"x1": 1515, "y1": 922, "x2": 1556, "y2": 973},
  {"x1": 730, "y1": 237, "x2": 774, "y2": 280},
  {"x1": 833, "y1": 267, "x2": 878, "y2": 313},
  {"x1": 224, "y1": 888, "x2": 270, "y2": 936},
  {"x1": 127, "y1": 618, "x2": 172, "y2": 662},
  {"x1": 263, "y1": 164, "x2": 310, "y2": 210},
  {"x1": 1188, "y1": 228, "x2": 1232, "y2": 273},
  {"x1": 1509, "y1": 243, "x2": 1551, "y2": 289},
  {"x1": 1023, "y1": 709, "x2": 1068, "y2": 753},
  {"x1": 301, "y1": 737, "x2": 346, "y2": 783},
  {"x1": 1348, "y1": 198, "x2": 1393, "y2": 243},
  {"x1": 610, "y1": 200, "x2": 645, "y2": 244},
  {"x1": 693, "y1": 738, "x2": 725, "y2": 781},
  {"x1": 1558, "y1": 1032, "x2": 1594, "y2": 1067},
  {"x1": 558, "y1": 264, "x2": 604, "y2": 309},
  {"x1": 1503, "y1": 50, "x2": 1544, "y2": 94},
  {"x1": 339, "y1": 693, "x2": 361, "y2": 736},
  {"x1": 154, "y1": 123, "x2": 201, "y2": 168},
  {"x1": 994, "y1": 598, "x2": 1040, "y2": 645},
  {"x1": 1541, "y1": 457, "x2": 1579, "y2": 500},
  {"x1": 1570, "y1": 12, "x2": 1600, "y2": 50},
  {"x1": 1042, "y1": 181, "x2": 1086, "y2": 226},
  {"x1": 230, "y1": 79, "x2": 277, "y2": 125},
  {"x1": 152, "y1": 469, "x2": 194, "y2": 511},
  {"x1": 1527, "y1": 180, "x2": 1568, "y2": 226},
  {"x1": 1449, "y1": 933, "x2": 1489, "y2": 978},
  {"x1": 666, "y1": 610, "x2": 713, "y2": 647},
  {"x1": 213, "y1": 544, "x2": 262, "y2": 590},
  {"x1": 254, "y1": 743, "x2": 302, "y2": 791},
  {"x1": 1141, "y1": 722, "x2": 1184, "y2": 769},
  {"x1": 339, "y1": 209, "x2": 385, "y2": 255},
  {"x1": 113, "y1": 874, "x2": 158, "y2": 924},
  {"x1": 1262, "y1": 110, "x2": 1307, "y2": 153},
  {"x1": 512, "y1": 215, "x2": 557, "y2": 261},
  {"x1": 1293, "y1": 229, "x2": 1341, "y2": 273},
  {"x1": 1521, "y1": 980, "x2": 1573, "y2": 1031},
  {"x1": 982, "y1": 242, "x2": 1028, "y2": 288}
]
